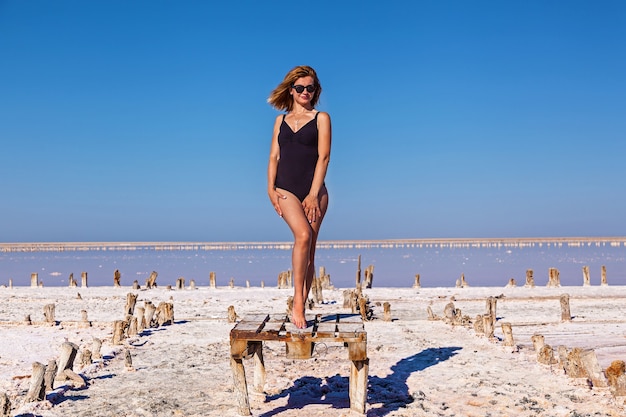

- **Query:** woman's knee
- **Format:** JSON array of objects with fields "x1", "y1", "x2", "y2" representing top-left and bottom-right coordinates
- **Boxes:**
[{"x1": 293, "y1": 228, "x2": 313, "y2": 246}]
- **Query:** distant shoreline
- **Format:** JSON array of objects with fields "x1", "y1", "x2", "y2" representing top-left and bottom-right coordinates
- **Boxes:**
[{"x1": 1, "y1": 236, "x2": 625, "y2": 252}]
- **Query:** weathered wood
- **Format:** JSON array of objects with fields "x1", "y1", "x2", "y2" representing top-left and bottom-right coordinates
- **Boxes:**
[
  {"x1": 582, "y1": 266, "x2": 590, "y2": 286},
  {"x1": 92, "y1": 338, "x2": 103, "y2": 360},
  {"x1": 483, "y1": 314, "x2": 495, "y2": 340},
  {"x1": 260, "y1": 280, "x2": 265, "y2": 288},
  {"x1": 80, "y1": 309, "x2": 91, "y2": 328},
  {"x1": 230, "y1": 355, "x2": 251, "y2": 416},
  {"x1": 114, "y1": 269, "x2": 122, "y2": 287},
  {"x1": 413, "y1": 274, "x2": 421, "y2": 288},
  {"x1": 210, "y1": 271, "x2": 217, "y2": 288},
  {"x1": 355, "y1": 254, "x2": 362, "y2": 289},
  {"x1": 365, "y1": 265, "x2": 374, "y2": 289},
  {"x1": 136, "y1": 306, "x2": 146, "y2": 331},
  {"x1": 383, "y1": 302, "x2": 392, "y2": 322},
  {"x1": 426, "y1": 306, "x2": 438, "y2": 321},
  {"x1": 531, "y1": 334, "x2": 545, "y2": 352},
  {"x1": 601, "y1": 265, "x2": 608, "y2": 286},
  {"x1": 127, "y1": 316, "x2": 138, "y2": 336},
  {"x1": 560, "y1": 294, "x2": 572, "y2": 321},
  {"x1": 132, "y1": 280, "x2": 140, "y2": 290},
  {"x1": 559, "y1": 347, "x2": 587, "y2": 378},
  {"x1": 538, "y1": 344, "x2": 558, "y2": 365},
  {"x1": 68, "y1": 273, "x2": 77, "y2": 288},
  {"x1": 176, "y1": 277, "x2": 185, "y2": 290},
  {"x1": 501, "y1": 322, "x2": 515, "y2": 347},
  {"x1": 547, "y1": 267, "x2": 561, "y2": 287},
  {"x1": 525, "y1": 269, "x2": 535, "y2": 288},
  {"x1": 144, "y1": 301, "x2": 156, "y2": 327},
  {"x1": 486, "y1": 297, "x2": 497, "y2": 324},
  {"x1": 0, "y1": 392, "x2": 10, "y2": 416},
  {"x1": 125, "y1": 349, "x2": 134, "y2": 370},
  {"x1": 112, "y1": 320, "x2": 125, "y2": 345},
  {"x1": 125, "y1": 293, "x2": 138, "y2": 316},
  {"x1": 349, "y1": 358, "x2": 369, "y2": 414},
  {"x1": 55, "y1": 342, "x2": 79, "y2": 382},
  {"x1": 189, "y1": 279, "x2": 196, "y2": 290},
  {"x1": 473, "y1": 314, "x2": 485, "y2": 334},
  {"x1": 80, "y1": 349, "x2": 92, "y2": 367},
  {"x1": 8, "y1": 278, "x2": 12, "y2": 289},
  {"x1": 62, "y1": 369, "x2": 86, "y2": 388},
  {"x1": 580, "y1": 349, "x2": 607, "y2": 387},
  {"x1": 43, "y1": 359, "x2": 57, "y2": 391},
  {"x1": 249, "y1": 342, "x2": 265, "y2": 393},
  {"x1": 81, "y1": 271, "x2": 88, "y2": 288},
  {"x1": 228, "y1": 305, "x2": 238, "y2": 323},
  {"x1": 229, "y1": 278, "x2": 235, "y2": 288},
  {"x1": 43, "y1": 303, "x2": 55, "y2": 325},
  {"x1": 26, "y1": 362, "x2": 46, "y2": 402},
  {"x1": 155, "y1": 301, "x2": 174, "y2": 326},
  {"x1": 506, "y1": 278, "x2": 516, "y2": 287},
  {"x1": 145, "y1": 271, "x2": 158, "y2": 289},
  {"x1": 30, "y1": 273, "x2": 38, "y2": 288},
  {"x1": 606, "y1": 360, "x2": 626, "y2": 396}
]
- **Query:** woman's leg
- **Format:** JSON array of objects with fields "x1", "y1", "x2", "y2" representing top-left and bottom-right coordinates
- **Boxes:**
[{"x1": 277, "y1": 187, "x2": 328, "y2": 328}]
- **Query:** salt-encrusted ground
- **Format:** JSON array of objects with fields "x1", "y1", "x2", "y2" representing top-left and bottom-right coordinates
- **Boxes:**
[{"x1": 1, "y1": 285, "x2": 625, "y2": 416}]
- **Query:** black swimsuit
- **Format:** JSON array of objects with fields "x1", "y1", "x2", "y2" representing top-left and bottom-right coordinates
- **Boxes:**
[{"x1": 275, "y1": 112, "x2": 322, "y2": 202}]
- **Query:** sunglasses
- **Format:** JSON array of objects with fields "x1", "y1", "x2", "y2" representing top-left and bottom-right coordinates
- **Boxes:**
[{"x1": 292, "y1": 84, "x2": 316, "y2": 93}]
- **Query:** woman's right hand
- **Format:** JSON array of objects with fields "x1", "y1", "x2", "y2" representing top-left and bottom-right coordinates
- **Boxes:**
[{"x1": 269, "y1": 187, "x2": 286, "y2": 217}]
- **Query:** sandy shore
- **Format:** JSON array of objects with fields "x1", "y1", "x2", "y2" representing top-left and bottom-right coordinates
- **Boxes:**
[{"x1": 1, "y1": 285, "x2": 626, "y2": 416}]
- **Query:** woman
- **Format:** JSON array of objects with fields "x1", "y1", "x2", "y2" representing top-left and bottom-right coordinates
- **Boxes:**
[{"x1": 267, "y1": 65, "x2": 331, "y2": 329}]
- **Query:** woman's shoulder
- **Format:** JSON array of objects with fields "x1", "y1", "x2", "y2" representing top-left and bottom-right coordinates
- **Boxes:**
[{"x1": 316, "y1": 111, "x2": 331, "y2": 121}]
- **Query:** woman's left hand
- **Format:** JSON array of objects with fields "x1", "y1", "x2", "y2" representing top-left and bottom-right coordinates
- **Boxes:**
[{"x1": 302, "y1": 195, "x2": 320, "y2": 224}]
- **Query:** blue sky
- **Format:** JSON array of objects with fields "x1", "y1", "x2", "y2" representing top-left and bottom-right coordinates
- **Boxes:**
[{"x1": 1, "y1": 1, "x2": 625, "y2": 243}]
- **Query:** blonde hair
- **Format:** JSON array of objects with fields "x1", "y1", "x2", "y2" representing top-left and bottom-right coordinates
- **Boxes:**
[{"x1": 267, "y1": 65, "x2": 322, "y2": 112}]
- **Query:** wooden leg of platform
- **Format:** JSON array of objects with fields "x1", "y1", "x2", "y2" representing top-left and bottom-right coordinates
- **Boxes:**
[
  {"x1": 349, "y1": 358, "x2": 369, "y2": 414},
  {"x1": 230, "y1": 355, "x2": 251, "y2": 416},
  {"x1": 251, "y1": 342, "x2": 266, "y2": 393}
]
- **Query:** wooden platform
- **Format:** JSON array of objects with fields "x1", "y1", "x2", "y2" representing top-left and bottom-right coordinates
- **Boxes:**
[{"x1": 230, "y1": 313, "x2": 368, "y2": 415}]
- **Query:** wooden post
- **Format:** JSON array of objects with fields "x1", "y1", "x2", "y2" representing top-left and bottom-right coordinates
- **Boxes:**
[
  {"x1": 210, "y1": 271, "x2": 216, "y2": 288},
  {"x1": 92, "y1": 338, "x2": 103, "y2": 360},
  {"x1": 383, "y1": 302, "x2": 391, "y2": 322},
  {"x1": 343, "y1": 290, "x2": 353, "y2": 309},
  {"x1": 538, "y1": 345, "x2": 558, "y2": 364},
  {"x1": 44, "y1": 359, "x2": 57, "y2": 391},
  {"x1": 349, "y1": 357, "x2": 369, "y2": 414},
  {"x1": 229, "y1": 278, "x2": 235, "y2": 288},
  {"x1": 112, "y1": 320, "x2": 125, "y2": 345},
  {"x1": 127, "y1": 317, "x2": 138, "y2": 336},
  {"x1": 146, "y1": 271, "x2": 158, "y2": 289},
  {"x1": 460, "y1": 273, "x2": 469, "y2": 288},
  {"x1": 606, "y1": 360, "x2": 626, "y2": 396},
  {"x1": 228, "y1": 306, "x2": 237, "y2": 323},
  {"x1": 0, "y1": 392, "x2": 11, "y2": 416},
  {"x1": 483, "y1": 315, "x2": 495, "y2": 340},
  {"x1": 580, "y1": 349, "x2": 608, "y2": 387},
  {"x1": 358, "y1": 296, "x2": 368, "y2": 322},
  {"x1": 560, "y1": 347, "x2": 589, "y2": 378},
  {"x1": 413, "y1": 274, "x2": 421, "y2": 288},
  {"x1": 486, "y1": 297, "x2": 497, "y2": 324},
  {"x1": 547, "y1": 267, "x2": 561, "y2": 287},
  {"x1": 176, "y1": 277, "x2": 185, "y2": 290},
  {"x1": 125, "y1": 293, "x2": 138, "y2": 316},
  {"x1": 43, "y1": 303, "x2": 55, "y2": 325},
  {"x1": 426, "y1": 306, "x2": 438, "y2": 321},
  {"x1": 250, "y1": 342, "x2": 266, "y2": 393},
  {"x1": 8, "y1": 278, "x2": 12, "y2": 289},
  {"x1": 355, "y1": 255, "x2": 362, "y2": 290},
  {"x1": 506, "y1": 278, "x2": 516, "y2": 287},
  {"x1": 144, "y1": 301, "x2": 156, "y2": 327},
  {"x1": 601, "y1": 265, "x2": 608, "y2": 286},
  {"x1": 189, "y1": 279, "x2": 196, "y2": 290},
  {"x1": 230, "y1": 339, "x2": 252, "y2": 416},
  {"x1": 524, "y1": 269, "x2": 535, "y2": 288},
  {"x1": 155, "y1": 301, "x2": 174, "y2": 326},
  {"x1": 68, "y1": 273, "x2": 76, "y2": 288},
  {"x1": 125, "y1": 349, "x2": 134, "y2": 370},
  {"x1": 473, "y1": 315, "x2": 485, "y2": 334},
  {"x1": 80, "y1": 310, "x2": 91, "y2": 328},
  {"x1": 81, "y1": 271, "x2": 88, "y2": 288},
  {"x1": 55, "y1": 342, "x2": 79, "y2": 382},
  {"x1": 365, "y1": 265, "x2": 374, "y2": 289},
  {"x1": 531, "y1": 334, "x2": 545, "y2": 352},
  {"x1": 114, "y1": 269, "x2": 122, "y2": 287},
  {"x1": 136, "y1": 306, "x2": 146, "y2": 331},
  {"x1": 582, "y1": 266, "x2": 590, "y2": 286},
  {"x1": 260, "y1": 280, "x2": 265, "y2": 288},
  {"x1": 26, "y1": 362, "x2": 46, "y2": 402},
  {"x1": 560, "y1": 294, "x2": 572, "y2": 321},
  {"x1": 501, "y1": 322, "x2": 515, "y2": 346},
  {"x1": 80, "y1": 349, "x2": 92, "y2": 367},
  {"x1": 132, "y1": 280, "x2": 140, "y2": 290},
  {"x1": 30, "y1": 273, "x2": 38, "y2": 288}
]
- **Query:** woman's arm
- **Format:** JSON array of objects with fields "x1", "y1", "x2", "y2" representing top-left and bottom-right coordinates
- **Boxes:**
[
  {"x1": 267, "y1": 115, "x2": 285, "y2": 216},
  {"x1": 302, "y1": 112, "x2": 331, "y2": 220}
]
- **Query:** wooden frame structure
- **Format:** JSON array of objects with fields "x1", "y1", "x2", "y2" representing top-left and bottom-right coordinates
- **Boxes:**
[{"x1": 229, "y1": 313, "x2": 368, "y2": 415}]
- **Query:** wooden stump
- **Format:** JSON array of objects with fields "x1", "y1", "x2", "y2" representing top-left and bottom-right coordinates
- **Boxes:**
[
  {"x1": 486, "y1": 297, "x2": 497, "y2": 324},
  {"x1": 483, "y1": 314, "x2": 495, "y2": 340},
  {"x1": 501, "y1": 322, "x2": 515, "y2": 346},
  {"x1": 62, "y1": 369, "x2": 86, "y2": 388},
  {"x1": 30, "y1": 273, "x2": 38, "y2": 288},
  {"x1": 460, "y1": 273, "x2": 469, "y2": 288},
  {"x1": 125, "y1": 349, "x2": 134, "y2": 370},
  {"x1": 210, "y1": 271, "x2": 217, "y2": 289},
  {"x1": 426, "y1": 306, "x2": 438, "y2": 321},
  {"x1": 43, "y1": 359, "x2": 57, "y2": 391},
  {"x1": 0, "y1": 392, "x2": 11, "y2": 416},
  {"x1": 127, "y1": 316, "x2": 138, "y2": 336},
  {"x1": 383, "y1": 302, "x2": 391, "y2": 322},
  {"x1": 473, "y1": 315, "x2": 485, "y2": 334},
  {"x1": 26, "y1": 362, "x2": 46, "y2": 402},
  {"x1": 136, "y1": 306, "x2": 146, "y2": 331},
  {"x1": 343, "y1": 289, "x2": 354, "y2": 309},
  {"x1": 365, "y1": 265, "x2": 374, "y2": 289},
  {"x1": 560, "y1": 294, "x2": 572, "y2": 321},
  {"x1": 506, "y1": 278, "x2": 516, "y2": 287},
  {"x1": 601, "y1": 265, "x2": 608, "y2": 286},
  {"x1": 538, "y1": 344, "x2": 558, "y2": 365},
  {"x1": 43, "y1": 303, "x2": 55, "y2": 325},
  {"x1": 132, "y1": 280, "x2": 140, "y2": 290},
  {"x1": 524, "y1": 269, "x2": 535, "y2": 288},
  {"x1": 606, "y1": 360, "x2": 626, "y2": 396},
  {"x1": 355, "y1": 255, "x2": 362, "y2": 289},
  {"x1": 80, "y1": 349, "x2": 92, "y2": 367},
  {"x1": 145, "y1": 271, "x2": 158, "y2": 289},
  {"x1": 68, "y1": 273, "x2": 77, "y2": 288},
  {"x1": 80, "y1": 309, "x2": 91, "y2": 328},
  {"x1": 81, "y1": 271, "x2": 88, "y2": 287},
  {"x1": 155, "y1": 301, "x2": 174, "y2": 326},
  {"x1": 358, "y1": 296, "x2": 369, "y2": 322},
  {"x1": 189, "y1": 279, "x2": 196, "y2": 290},
  {"x1": 531, "y1": 334, "x2": 545, "y2": 352},
  {"x1": 547, "y1": 267, "x2": 561, "y2": 287},
  {"x1": 92, "y1": 338, "x2": 103, "y2": 360},
  {"x1": 8, "y1": 278, "x2": 12, "y2": 289},
  {"x1": 55, "y1": 342, "x2": 79, "y2": 382},
  {"x1": 582, "y1": 266, "x2": 590, "y2": 286},
  {"x1": 176, "y1": 277, "x2": 185, "y2": 290},
  {"x1": 114, "y1": 269, "x2": 122, "y2": 287},
  {"x1": 413, "y1": 274, "x2": 421, "y2": 288},
  {"x1": 112, "y1": 320, "x2": 125, "y2": 345},
  {"x1": 144, "y1": 301, "x2": 156, "y2": 327},
  {"x1": 228, "y1": 305, "x2": 238, "y2": 323},
  {"x1": 580, "y1": 349, "x2": 607, "y2": 387},
  {"x1": 229, "y1": 278, "x2": 235, "y2": 288},
  {"x1": 125, "y1": 293, "x2": 138, "y2": 316}
]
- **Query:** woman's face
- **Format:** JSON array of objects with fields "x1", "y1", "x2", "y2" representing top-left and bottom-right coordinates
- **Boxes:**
[{"x1": 290, "y1": 75, "x2": 316, "y2": 107}]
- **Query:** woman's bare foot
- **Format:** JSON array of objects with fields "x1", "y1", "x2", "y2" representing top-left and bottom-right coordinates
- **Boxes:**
[{"x1": 292, "y1": 298, "x2": 307, "y2": 329}]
